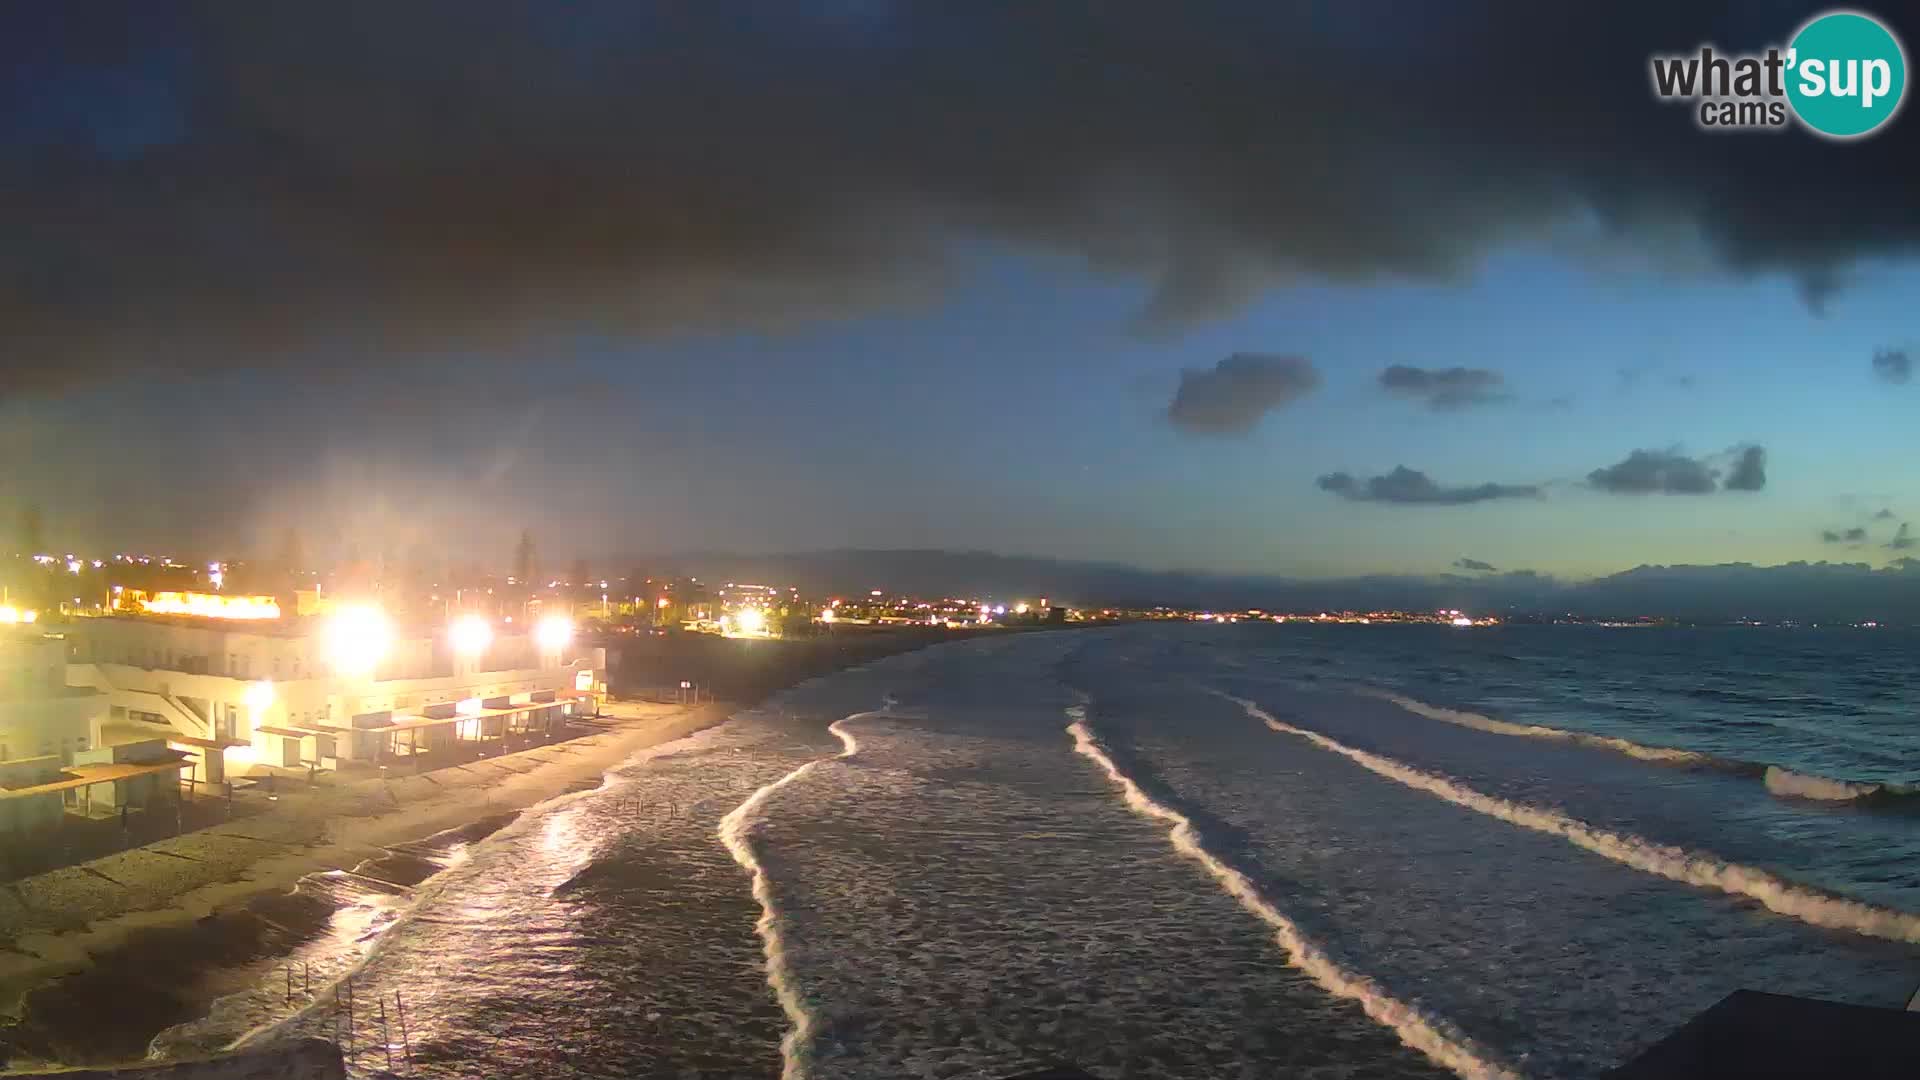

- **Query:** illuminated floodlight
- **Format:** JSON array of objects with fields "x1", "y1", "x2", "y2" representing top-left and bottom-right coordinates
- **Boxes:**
[
  {"x1": 449, "y1": 614, "x2": 493, "y2": 657},
  {"x1": 657, "y1": 597, "x2": 671, "y2": 608},
  {"x1": 735, "y1": 607, "x2": 766, "y2": 634},
  {"x1": 535, "y1": 614, "x2": 574, "y2": 653},
  {"x1": 66, "y1": 559, "x2": 82, "y2": 574},
  {"x1": 243, "y1": 680, "x2": 275, "y2": 712},
  {"x1": 0, "y1": 606, "x2": 18, "y2": 624},
  {"x1": 456, "y1": 697, "x2": 483, "y2": 716},
  {"x1": 1015, "y1": 603, "x2": 1030, "y2": 615},
  {"x1": 324, "y1": 605, "x2": 393, "y2": 676},
  {"x1": 819, "y1": 607, "x2": 836, "y2": 623}
]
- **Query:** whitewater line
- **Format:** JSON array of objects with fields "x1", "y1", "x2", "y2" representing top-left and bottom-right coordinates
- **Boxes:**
[
  {"x1": 1065, "y1": 708, "x2": 1522, "y2": 1080},
  {"x1": 718, "y1": 713, "x2": 867, "y2": 1080},
  {"x1": 1222, "y1": 693, "x2": 1920, "y2": 946},
  {"x1": 1356, "y1": 688, "x2": 1725, "y2": 767}
]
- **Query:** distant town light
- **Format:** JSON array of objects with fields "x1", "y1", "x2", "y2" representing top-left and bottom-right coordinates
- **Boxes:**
[
  {"x1": 449, "y1": 614, "x2": 493, "y2": 657},
  {"x1": 735, "y1": 607, "x2": 766, "y2": 634},
  {"x1": 871, "y1": 589, "x2": 883, "y2": 596},
  {"x1": 1451, "y1": 615, "x2": 1474, "y2": 627},
  {"x1": 819, "y1": 607, "x2": 836, "y2": 623},
  {"x1": 1015, "y1": 602, "x2": 1030, "y2": 615},
  {"x1": 66, "y1": 559, "x2": 82, "y2": 574},
  {"x1": 657, "y1": 596, "x2": 671, "y2": 608}
]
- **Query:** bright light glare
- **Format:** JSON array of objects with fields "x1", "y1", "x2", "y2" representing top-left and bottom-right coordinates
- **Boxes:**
[
  {"x1": 1451, "y1": 615, "x2": 1474, "y2": 627},
  {"x1": 243, "y1": 680, "x2": 275, "y2": 711},
  {"x1": 66, "y1": 560, "x2": 82, "y2": 574},
  {"x1": 0, "y1": 606, "x2": 20, "y2": 624},
  {"x1": 818, "y1": 607, "x2": 836, "y2": 623},
  {"x1": 657, "y1": 596, "x2": 671, "y2": 608},
  {"x1": 535, "y1": 614, "x2": 574, "y2": 653},
  {"x1": 324, "y1": 605, "x2": 393, "y2": 675},
  {"x1": 143, "y1": 592, "x2": 281, "y2": 620},
  {"x1": 1015, "y1": 603, "x2": 1030, "y2": 615},
  {"x1": 449, "y1": 614, "x2": 493, "y2": 657},
  {"x1": 735, "y1": 608, "x2": 766, "y2": 634}
]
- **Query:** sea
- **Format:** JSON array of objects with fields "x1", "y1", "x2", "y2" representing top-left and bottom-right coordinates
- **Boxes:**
[{"x1": 147, "y1": 623, "x2": 1920, "y2": 1079}]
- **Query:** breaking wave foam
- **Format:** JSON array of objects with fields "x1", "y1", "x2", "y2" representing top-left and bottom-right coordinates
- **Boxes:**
[
  {"x1": 1764, "y1": 765, "x2": 1920, "y2": 805},
  {"x1": 718, "y1": 712, "x2": 867, "y2": 1080},
  {"x1": 1066, "y1": 707, "x2": 1521, "y2": 1080},
  {"x1": 1364, "y1": 688, "x2": 1920, "y2": 809},
  {"x1": 1359, "y1": 689, "x2": 1742, "y2": 770},
  {"x1": 1226, "y1": 694, "x2": 1920, "y2": 946}
]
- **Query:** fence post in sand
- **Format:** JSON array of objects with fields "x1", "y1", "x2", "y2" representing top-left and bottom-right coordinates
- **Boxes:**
[
  {"x1": 396, "y1": 990, "x2": 414, "y2": 1069},
  {"x1": 285, "y1": 962, "x2": 292, "y2": 1004},
  {"x1": 379, "y1": 997, "x2": 394, "y2": 1073},
  {"x1": 304, "y1": 960, "x2": 311, "y2": 996}
]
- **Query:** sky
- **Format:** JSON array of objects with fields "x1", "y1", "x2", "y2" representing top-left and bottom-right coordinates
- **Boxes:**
[{"x1": 3, "y1": 2, "x2": 1919, "y2": 584}]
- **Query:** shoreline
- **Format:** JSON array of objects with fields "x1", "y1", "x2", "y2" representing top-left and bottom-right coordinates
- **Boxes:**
[
  {"x1": 0, "y1": 700, "x2": 729, "y2": 1068},
  {"x1": 0, "y1": 625, "x2": 1015, "y2": 1070}
]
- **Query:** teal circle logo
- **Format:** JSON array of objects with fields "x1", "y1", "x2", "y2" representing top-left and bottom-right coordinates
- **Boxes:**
[{"x1": 1786, "y1": 10, "x2": 1907, "y2": 138}]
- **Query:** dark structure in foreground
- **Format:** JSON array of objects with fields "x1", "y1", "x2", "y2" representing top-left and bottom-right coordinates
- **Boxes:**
[{"x1": 1606, "y1": 990, "x2": 1920, "y2": 1079}]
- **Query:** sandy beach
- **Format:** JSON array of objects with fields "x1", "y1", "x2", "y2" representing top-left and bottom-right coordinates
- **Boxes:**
[{"x1": 0, "y1": 626, "x2": 1005, "y2": 1069}]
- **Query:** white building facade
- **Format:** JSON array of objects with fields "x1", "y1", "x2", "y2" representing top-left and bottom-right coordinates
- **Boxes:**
[{"x1": 66, "y1": 616, "x2": 606, "y2": 782}]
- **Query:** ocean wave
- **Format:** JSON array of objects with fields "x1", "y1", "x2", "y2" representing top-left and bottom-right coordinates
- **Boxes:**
[
  {"x1": 1358, "y1": 688, "x2": 1756, "y2": 772},
  {"x1": 1363, "y1": 688, "x2": 1920, "y2": 810},
  {"x1": 1764, "y1": 766, "x2": 1920, "y2": 806},
  {"x1": 1224, "y1": 693, "x2": 1920, "y2": 947},
  {"x1": 717, "y1": 710, "x2": 868, "y2": 1080},
  {"x1": 1066, "y1": 707, "x2": 1522, "y2": 1080}
]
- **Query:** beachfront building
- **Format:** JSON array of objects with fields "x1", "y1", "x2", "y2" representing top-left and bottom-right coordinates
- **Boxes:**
[
  {"x1": 1, "y1": 627, "x2": 187, "y2": 834},
  {"x1": 64, "y1": 608, "x2": 607, "y2": 784}
]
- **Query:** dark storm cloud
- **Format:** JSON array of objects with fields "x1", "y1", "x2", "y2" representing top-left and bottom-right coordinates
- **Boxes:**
[
  {"x1": 1874, "y1": 348, "x2": 1912, "y2": 384},
  {"x1": 1165, "y1": 353, "x2": 1320, "y2": 436},
  {"x1": 1453, "y1": 557, "x2": 1497, "y2": 572},
  {"x1": 1875, "y1": 508, "x2": 1898, "y2": 520},
  {"x1": 5, "y1": 1, "x2": 1920, "y2": 396},
  {"x1": 1586, "y1": 445, "x2": 1766, "y2": 495},
  {"x1": 1822, "y1": 528, "x2": 1867, "y2": 543},
  {"x1": 1891, "y1": 524, "x2": 1917, "y2": 551},
  {"x1": 1378, "y1": 365, "x2": 1508, "y2": 410},
  {"x1": 1316, "y1": 466, "x2": 1540, "y2": 506},
  {"x1": 1723, "y1": 445, "x2": 1766, "y2": 492}
]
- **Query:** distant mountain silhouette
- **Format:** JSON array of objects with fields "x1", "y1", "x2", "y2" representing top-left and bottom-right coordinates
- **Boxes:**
[{"x1": 624, "y1": 549, "x2": 1920, "y2": 622}]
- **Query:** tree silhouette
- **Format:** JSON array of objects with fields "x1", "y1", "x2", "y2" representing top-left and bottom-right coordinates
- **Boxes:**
[
  {"x1": 275, "y1": 527, "x2": 306, "y2": 581},
  {"x1": 513, "y1": 530, "x2": 536, "y2": 593},
  {"x1": 17, "y1": 504, "x2": 43, "y2": 554}
]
